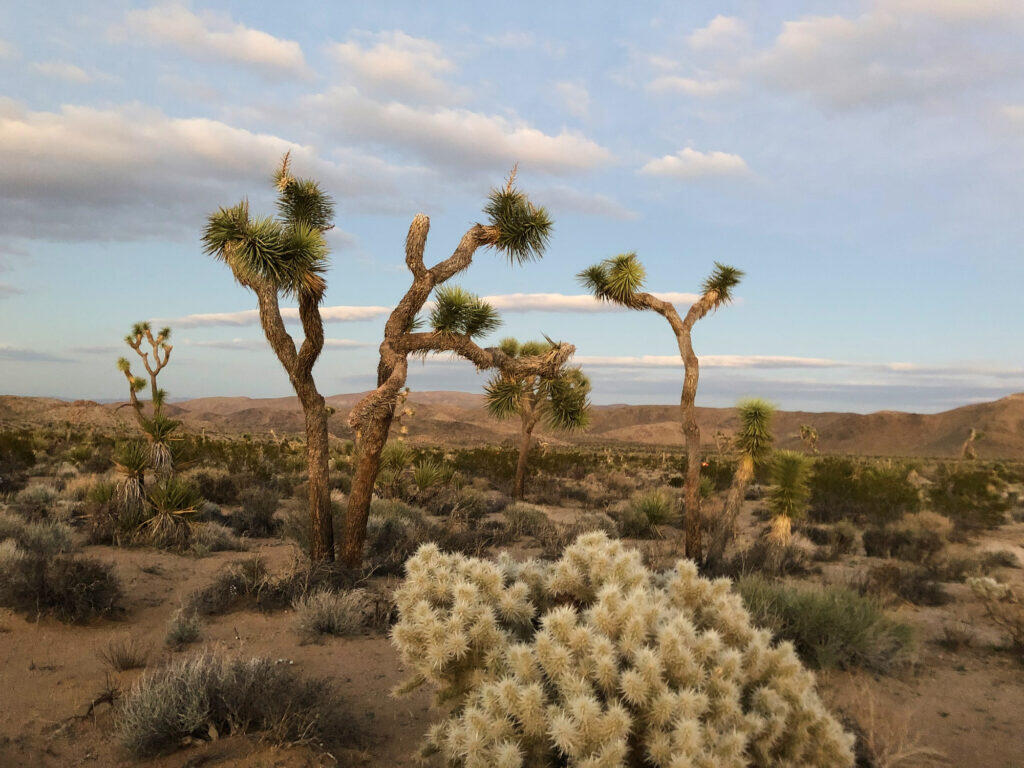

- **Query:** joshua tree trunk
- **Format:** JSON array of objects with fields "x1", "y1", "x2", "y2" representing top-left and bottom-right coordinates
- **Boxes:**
[
  {"x1": 513, "y1": 406, "x2": 539, "y2": 500},
  {"x1": 341, "y1": 215, "x2": 573, "y2": 569},
  {"x1": 253, "y1": 282, "x2": 334, "y2": 562},
  {"x1": 706, "y1": 455, "x2": 754, "y2": 566},
  {"x1": 633, "y1": 291, "x2": 720, "y2": 562}
]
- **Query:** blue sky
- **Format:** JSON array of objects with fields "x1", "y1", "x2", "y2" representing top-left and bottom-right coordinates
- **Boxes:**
[{"x1": 1, "y1": 1, "x2": 1022, "y2": 413}]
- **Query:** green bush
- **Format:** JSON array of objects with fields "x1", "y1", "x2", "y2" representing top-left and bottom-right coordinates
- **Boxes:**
[
  {"x1": 856, "y1": 563, "x2": 949, "y2": 606},
  {"x1": 0, "y1": 512, "x2": 73, "y2": 554},
  {"x1": 615, "y1": 489, "x2": 676, "y2": 538},
  {"x1": 929, "y1": 464, "x2": 1009, "y2": 531},
  {"x1": 0, "y1": 544, "x2": 123, "y2": 623},
  {"x1": 502, "y1": 503, "x2": 554, "y2": 538},
  {"x1": 165, "y1": 610, "x2": 201, "y2": 649},
  {"x1": 116, "y1": 651, "x2": 355, "y2": 756},
  {"x1": 231, "y1": 488, "x2": 280, "y2": 537},
  {"x1": 808, "y1": 458, "x2": 919, "y2": 525},
  {"x1": 737, "y1": 577, "x2": 915, "y2": 673}
]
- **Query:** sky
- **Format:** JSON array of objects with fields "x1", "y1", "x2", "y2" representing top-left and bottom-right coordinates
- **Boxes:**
[{"x1": 1, "y1": 0, "x2": 1023, "y2": 414}]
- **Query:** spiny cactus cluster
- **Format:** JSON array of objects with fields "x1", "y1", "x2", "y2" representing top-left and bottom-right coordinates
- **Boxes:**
[{"x1": 391, "y1": 532, "x2": 854, "y2": 768}]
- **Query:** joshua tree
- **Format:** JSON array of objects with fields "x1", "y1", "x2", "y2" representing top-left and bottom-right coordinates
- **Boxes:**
[
  {"x1": 117, "y1": 322, "x2": 178, "y2": 469},
  {"x1": 960, "y1": 427, "x2": 983, "y2": 461},
  {"x1": 578, "y1": 253, "x2": 742, "y2": 561},
  {"x1": 202, "y1": 154, "x2": 336, "y2": 563},
  {"x1": 484, "y1": 338, "x2": 592, "y2": 499},
  {"x1": 342, "y1": 173, "x2": 576, "y2": 569},
  {"x1": 766, "y1": 449, "x2": 811, "y2": 543},
  {"x1": 799, "y1": 424, "x2": 819, "y2": 454},
  {"x1": 706, "y1": 398, "x2": 775, "y2": 564}
]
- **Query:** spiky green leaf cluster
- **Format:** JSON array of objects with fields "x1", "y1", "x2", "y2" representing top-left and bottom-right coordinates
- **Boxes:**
[
  {"x1": 767, "y1": 451, "x2": 811, "y2": 522},
  {"x1": 541, "y1": 366, "x2": 591, "y2": 431},
  {"x1": 702, "y1": 262, "x2": 744, "y2": 306},
  {"x1": 276, "y1": 177, "x2": 335, "y2": 232},
  {"x1": 147, "y1": 476, "x2": 200, "y2": 515},
  {"x1": 483, "y1": 375, "x2": 526, "y2": 419},
  {"x1": 113, "y1": 441, "x2": 151, "y2": 475},
  {"x1": 482, "y1": 184, "x2": 552, "y2": 264},
  {"x1": 577, "y1": 253, "x2": 647, "y2": 308},
  {"x1": 392, "y1": 532, "x2": 855, "y2": 768},
  {"x1": 430, "y1": 286, "x2": 501, "y2": 338},
  {"x1": 735, "y1": 399, "x2": 776, "y2": 464},
  {"x1": 202, "y1": 202, "x2": 329, "y2": 298}
]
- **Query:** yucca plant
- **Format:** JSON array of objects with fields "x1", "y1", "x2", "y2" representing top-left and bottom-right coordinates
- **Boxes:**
[
  {"x1": 341, "y1": 170, "x2": 577, "y2": 569},
  {"x1": 799, "y1": 424, "x2": 820, "y2": 454},
  {"x1": 707, "y1": 398, "x2": 776, "y2": 565},
  {"x1": 203, "y1": 153, "x2": 336, "y2": 562},
  {"x1": 412, "y1": 457, "x2": 447, "y2": 491},
  {"x1": 578, "y1": 254, "x2": 742, "y2": 561},
  {"x1": 767, "y1": 450, "x2": 811, "y2": 543},
  {"x1": 112, "y1": 441, "x2": 150, "y2": 508},
  {"x1": 142, "y1": 476, "x2": 200, "y2": 549},
  {"x1": 484, "y1": 338, "x2": 591, "y2": 499}
]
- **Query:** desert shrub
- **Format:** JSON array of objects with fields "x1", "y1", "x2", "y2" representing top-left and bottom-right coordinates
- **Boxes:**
[
  {"x1": 392, "y1": 533, "x2": 855, "y2": 767},
  {"x1": 968, "y1": 577, "x2": 1024, "y2": 659},
  {"x1": 538, "y1": 513, "x2": 619, "y2": 559},
  {"x1": 701, "y1": 456, "x2": 736, "y2": 491},
  {"x1": 804, "y1": 522, "x2": 858, "y2": 561},
  {"x1": 294, "y1": 587, "x2": 369, "y2": 639},
  {"x1": 99, "y1": 637, "x2": 149, "y2": 671},
  {"x1": 116, "y1": 651, "x2": 354, "y2": 756},
  {"x1": 231, "y1": 488, "x2": 280, "y2": 537},
  {"x1": 365, "y1": 515, "x2": 425, "y2": 575},
  {"x1": 0, "y1": 429, "x2": 36, "y2": 477},
  {"x1": 855, "y1": 563, "x2": 949, "y2": 606},
  {"x1": 614, "y1": 489, "x2": 677, "y2": 538},
  {"x1": 87, "y1": 480, "x2": 116, "y2": 505},
  {"x1": 503, "y1": 503, "x2": 555, "y2": 539},
  {"x1": 737, "y1": 577, "x2": 915, "y2": 673},
  {"x1": 0, "y1": 544, "x2": 123, "y2": 622},
  {"x1": 726, "y1": 538, "x2": 814, "y2": 578},
  {"x1": 862, "y1": 512, "x2": 949, "y2": 563},
  {"x1": 13, "y1": 484, "x2": 58, "y2": 520},
  {"x1": 190, "y1": 469, "x2": 240, "y2": 505},
  {"x1": 0, "y1": 512, "x2": 73, "y2": 554},
  {"x1": 981, "y1": 549, "x2": 1020, "y2": 569},
  {"x1": 929, "y1": 465, "x2": 1009, "y2": 531},
  {"x1": 189, "y1": 522, "x2": 245, "y2": 555},
  {"x1": 808, "y1": 459, "x2": 919, "y2": 525},
  {"x1": 165, "y1": 610, "x2": 201, "y2": 649}
]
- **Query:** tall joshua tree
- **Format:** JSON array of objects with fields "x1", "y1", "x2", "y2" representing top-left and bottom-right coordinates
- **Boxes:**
[
  {"x1": 202, "y1": 154, "x2": 336, "y2": 563},
  {"x1": 706, "y1": 398, "x2": 775, "y2": 564},
  {"x1": 342, "y1": 173, "x2": 576, "y2": 569},
  {"x1": 117, "y1": 322, "x2": 177, "y2": 469},
  {"x1": 484, "y1": 338, "x2": 592, "y2": 499},
  {"x1": 578, "y1": 253, "x2": 742, "y2": 560}
]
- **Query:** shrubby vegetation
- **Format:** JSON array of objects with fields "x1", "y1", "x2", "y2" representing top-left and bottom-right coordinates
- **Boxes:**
[{"x1": 392, "y1": 533, "x2": 855, "y2": 767}]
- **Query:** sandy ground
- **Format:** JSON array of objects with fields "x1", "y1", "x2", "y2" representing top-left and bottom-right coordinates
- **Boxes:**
[{"x1": 2, "y1": 523, "x2": 1024, "y2": 767}]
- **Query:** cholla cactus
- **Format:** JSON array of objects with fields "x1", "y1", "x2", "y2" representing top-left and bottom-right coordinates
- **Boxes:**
[{"x1": 392, "y1": 532, "x2": 854, "y2": 768}]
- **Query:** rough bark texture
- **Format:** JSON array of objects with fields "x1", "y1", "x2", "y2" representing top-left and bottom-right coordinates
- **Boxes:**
[
  {"x1": 250, "y1": 280, "x2": 333, "y2": 562},
  {"x1": 706, "y1": 455, "x2": 755, "y2": 566},
  {"x1": 513, "y1": 403, "x2": 539, "y2": 500},
  {"x1": 341, "y1": 215, "x2": 574, "y2": 569},
  {"x1": 635, "y1": 290, "x2": 720, "y2": 562}
]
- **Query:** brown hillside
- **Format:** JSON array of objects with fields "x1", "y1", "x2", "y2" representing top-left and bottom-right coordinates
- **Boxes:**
[{"x1": 1, "y1": 391, "x2": 1021, "y2": 459}]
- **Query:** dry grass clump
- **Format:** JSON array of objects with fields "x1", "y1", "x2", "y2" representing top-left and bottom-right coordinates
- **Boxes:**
[
  {"x1": 230, "y1": 487, "x2": 280, "y2": 537},
  {"x1": 613, "y1": 489, "x2": 678, "y2": 538},
  {"x1": 392, "y1": 532, "x2": 855, "y2": 767},
  {"x1": 0, "y1": 511, "x2": 73, "y2": 554},
  {"x1": 116, "y1": 651, "x2": 355, "y2": 756},
  {"x1": 968, "y1": 577, "x2": 1024, "y2": 659},
  {"x1": 842, "y1": 686, "x2": 948, "y2": 767},
  {"x1": 99, "y1": 636, "x2": 150, "y2": 671},
  {"x1": 737, "y1": 577, "x2": 916, "y2": 674},
  {"x1": 502, "y1": 503, "x2": 555, "y2": 539},
  {"x1": 12, "y1": 483, "x2": 59, "y2": 520},
  {"x1": 293, "y1": 587, "x2": 369, "y2": 640},
  {"x1": 165, "y1": 610, "x2": 202, "y2": 649},
  {"x1": 856, "y1": 563, "x2": 949, "y2": 607}
]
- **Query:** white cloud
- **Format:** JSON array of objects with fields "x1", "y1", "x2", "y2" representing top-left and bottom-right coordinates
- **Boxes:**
[
  {"x1": 306, "y1": 86, "x2": 613, "y2": 174},
  {"x1": 0, "y1": 283, "x2": 22, "y2": 299},
  {"x1": 646, "y1": 76, "x2": 736, "y2": 97},
  {"x1": 553, "y1": 81, "x2": 591, "y2": 119},
  {"x1": 877, "y1": 0, "x2": 1024, "y2": 22},
  {"x1": 119, "y1": 4, "x2": 309, "y2": 78},
  {"x1": 186, "y1": 337, "x2": 371, "y2": 351},
  {"x1": 169, "y1": 305, "x2": 392, "y2": 329},
  {"x1": 640, "y1": 148, "x2": 751, "y2": 179},
  {"x1": 328, "y1": 31, "x2": 459, "y2": 104},
  {"x1": 0, "y1": 100, "x2": 418, "y2": 240},
  {"x1": 535, "y1": 185, "x2": 638, "y2": 220},
  {"x1": 32, "y1": 60, "x2": 98, "y2": 84},
  {"x1": 1003, "y1": 105, "x2": 1024, "y2": 125},
  {"x1": 0, "y1": 345, "x2": 71, "y2": 363},
  {"x1": 687, "y1": 16, "x2": 750, "y2": 52},
  {"x1": 483, "y1": 293, "x2": 698, "y2": 313}
]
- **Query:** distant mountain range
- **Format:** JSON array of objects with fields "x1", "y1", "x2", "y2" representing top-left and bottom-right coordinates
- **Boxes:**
[{"x1": 2, "y1": 391, "x2": 1022, "y2": 459}]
